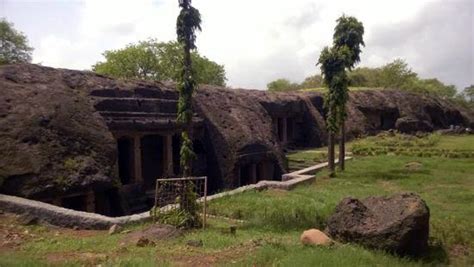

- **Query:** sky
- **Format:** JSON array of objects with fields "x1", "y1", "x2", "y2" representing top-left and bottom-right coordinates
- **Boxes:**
[{"x1": 1, "y1": 0, "x2": 473, "y2": 90}]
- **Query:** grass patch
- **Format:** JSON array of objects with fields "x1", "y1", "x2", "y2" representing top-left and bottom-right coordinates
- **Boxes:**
[{"x1": 1, "y1": 135, "x2": 473, "y2": 266}]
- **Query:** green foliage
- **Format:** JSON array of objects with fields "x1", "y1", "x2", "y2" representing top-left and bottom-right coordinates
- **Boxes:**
[
  {"x1": 267, "y1": 78, "x2": 299, "y2": 92},
  {"x1": 333, "y1": 15, "x2": 365, "y2": 69},
  {"x1": 318, "y1": 45, "x2": 352, "y2": 132},
  {"x1": 175, "y1": 0, "x2": 201, "y2": 228},
  {"x1": 267, "y1": 75, "x2": 324, "y2": 92},
  {"x1": 0, "y1": 18, "x2": 33, "y2": 64},
  {"x1": 176, "y1": 0, "x2": 201, "y2": 51},
  {"x1": 351, "y1": 133, "x2": 474, "y2": 158},
  {"x1": 63, "y1": 158, "x2": 79, "y2": 171},
  {"x1": 463, "y1": 85, "x2": 474, "y2": 102},
  {"x1": 378, "y1": 59, "x2": 417, "y2": 89},
  {"x1": 300, "y1": 74, "x2": 324, "y2": 89},
  {"x1": 92, "y1": 40, "x2": 226, "y2": 86},
  {"x1": 348, "y1": 59, "x2": 459, "y2": 98}
]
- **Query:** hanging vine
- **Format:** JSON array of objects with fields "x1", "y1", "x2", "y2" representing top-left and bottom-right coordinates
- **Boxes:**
[
  {"x1": 176, "y1": 0, "x2": 201, "y2": 176},
  {"x1": 175, "y1": 0, "x2": 202, "y2": 228}
]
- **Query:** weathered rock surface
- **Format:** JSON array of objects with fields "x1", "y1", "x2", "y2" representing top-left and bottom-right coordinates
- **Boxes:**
[
  {"x1": 0, "y1": 63, "x2": 472, "y2": 205},
  {"x1": 300, "y1": 229, "x2": 333, "y2": 246},
  {"x1": 326, "y1": 193, "x2": 430, "y2": 256}
]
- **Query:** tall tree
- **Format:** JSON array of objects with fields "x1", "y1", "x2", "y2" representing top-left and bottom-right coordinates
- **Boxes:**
[
  {"x1": 92, "y1": 40, "x2": 226, "y2": 86},
  {"x1": 176, "y1": 0, "x2": 201, "y2": 228},
  {"x1": 267, "y1": 78, "x2": 299, "y2": 92},
  {"x1": 332, "y1": 15, "x2": 364, "y2": 171},
  {"x1": 464, "y1": 85, "x2": 474, "y2": 102},
  {"x1": 0, "y1": 18, "x2": 33, "y2": 65},
  {"x1": 318, "y1": 46, "x2": 352, "y2": 177}
]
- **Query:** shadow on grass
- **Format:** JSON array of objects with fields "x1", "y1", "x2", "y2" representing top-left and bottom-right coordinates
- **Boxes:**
[{"x1": 419, "y1": 241, "x2": 450, "y2": 265}]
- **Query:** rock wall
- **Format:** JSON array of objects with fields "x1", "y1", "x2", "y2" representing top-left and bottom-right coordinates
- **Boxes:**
[{"x1": 0, "y1": 64, "x2": 472, "y2": 210}]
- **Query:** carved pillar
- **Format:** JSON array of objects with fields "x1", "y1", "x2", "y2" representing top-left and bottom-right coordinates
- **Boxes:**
[
  {"x1": 236, "y1": 166, "x2": 241, "y2": 187},
  {"x1": 85, "y1": 191, "x2": 95, "y2": 213},
  {"x1": 163, "y1": 134, "x2": 174, "y2": 177},
  {"x1": 250, "y1": 163, "x2": 257, "y2": 184},
  {"x1": 133, "y1": 135, "x2": 142, "y2": 183},
  {"x1": 282, "y1": 117, "x2": 288, "y2": 144}
]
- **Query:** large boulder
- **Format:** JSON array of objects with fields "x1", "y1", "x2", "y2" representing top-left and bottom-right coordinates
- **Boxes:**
[
  {"x1": 326, "y1": 193, "x2": 430, "y2": 256},
  {"x1": 395, "y1": 117, "x2": 434, "y2": 133}
]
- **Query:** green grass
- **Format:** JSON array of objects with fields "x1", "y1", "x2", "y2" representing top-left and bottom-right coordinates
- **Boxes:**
[
  {"x1": 209, "y1": 150, "x2": 474, "y2": 265},
  {"x1": 1, "y1": 135, "x2": 473, "y2": 266}
]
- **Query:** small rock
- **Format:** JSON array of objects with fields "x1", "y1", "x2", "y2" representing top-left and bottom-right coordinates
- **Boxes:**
[
  {"x1": 120, "y1": 229, "x2": 131, "y2": 234},
  {"x1": 108, "y1": 224, "x2": 121, "y2": 235},
  {"x1": 405, "y1": 161, "x2": 422, "y2": 171},
  {"x1": 186, "y1": 239, "x2": 203, "y2": 247},
  {"x1": 136, "y1": 237, "x2": 154, "y2": 247},
  {"x1": 300, "y1": 229, "x2": 333, "y2": 246}
]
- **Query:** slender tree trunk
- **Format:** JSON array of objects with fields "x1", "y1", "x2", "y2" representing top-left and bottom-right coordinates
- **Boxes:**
[
  {"x1": 339, "y1": 120, "x2": 345, "y2": 171},
  {"x1": 328, "y1": 131, "x2": 335, "y2": 177}
]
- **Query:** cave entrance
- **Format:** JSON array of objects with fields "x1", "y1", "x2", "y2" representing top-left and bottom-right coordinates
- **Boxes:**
[
  {"x1": 239, "y1": 163, "x2": 255, "y2": 186},
  {"x1": 380, "y1": 110, "x2": 399, "y2": 130},
  {"x1": 257, "y1": 161, "x2": 275, "y2": 181},
  {"x1": 141, "y1": 135, "x2": 164, "y2": 190},
  {"x1": 94, "y1": 189, "x2": 125, "y2": 217},
  {"x1": 172, "y1": 134, "x2": 181, "y2": 176},
  {"x1": 117, "y1": 137, "x2": 133, "y2": 185},
  {"x1": 238, "y1": 161, "x2": 278, "y2": 186},
  {"x1": 61, "y1": 194, "x2": 88, "y2": 212}
]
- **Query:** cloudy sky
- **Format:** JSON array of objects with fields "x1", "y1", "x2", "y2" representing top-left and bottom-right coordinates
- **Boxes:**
[{"x1": 1, "y1": 0, "x2": 473, "y2": 90}]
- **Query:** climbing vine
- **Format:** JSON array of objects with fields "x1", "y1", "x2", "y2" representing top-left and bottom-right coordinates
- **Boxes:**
[
  {"x1": 318, "y1": 15, "x2": 364, "y2": 175},
  {"x1": 175, "y1": 0, "x2": 202, "y2": 228},
  {"x1": 176, "y1": 0, "x2": 201, "y2": 176}
]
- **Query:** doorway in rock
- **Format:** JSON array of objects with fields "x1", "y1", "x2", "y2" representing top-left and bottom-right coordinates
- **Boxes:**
[
  {"x1": 239, "y1": 163, "x2": 254, "y2": 186},
  {"x1": 141, "y1": 135, "x2": 164, "y2": 190},
  {"x1": 172, "y1": 134, "x2": 181, "y2": 176},
  {"x1": 257, "y1": 161, "x2": 275, "y2": 181},
  {"x1": 61, "y1": 194, "x2": 87, "y2": 212},
  {"x1": 117, "y1": 137, "x2": 133, "y2": 185},
  {"x1": 94, "y1": 189, "x2": 125, "y2": 217}
]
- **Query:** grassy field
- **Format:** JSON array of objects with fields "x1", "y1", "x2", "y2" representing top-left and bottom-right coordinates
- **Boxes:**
[{"x1": 0, "y1": 134, "x2": 473, "y2": 266}]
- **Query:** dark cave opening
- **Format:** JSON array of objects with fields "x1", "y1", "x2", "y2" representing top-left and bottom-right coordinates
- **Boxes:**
[
  {"x1": 117, "y1": 137, "x2": 133, "y2": 185},
  {"x1": 141, "y1": 134, "x2": 164, "y2": 190}
]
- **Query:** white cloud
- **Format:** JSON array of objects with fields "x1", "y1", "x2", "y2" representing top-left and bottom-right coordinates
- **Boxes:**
[{"x1": 22, "y1": 0, "x2": 472, "y2": 90}]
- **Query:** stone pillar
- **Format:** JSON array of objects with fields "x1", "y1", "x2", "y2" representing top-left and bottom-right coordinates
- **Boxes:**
[
  {"x1": 85, "y1": 191, "x2": 95, "y2": 213},
  {"x1": 258, "y1": 162, "x2": 268, "y2": 181},
  {"x1": 236, "y1": 166, "x2": 241, "y2": 187},
  {"x1": 282, "y1": 117, "x2": 288, "y2": 144},
  {"x1": 272, "y1": 117, "x2": 278, "y2": 135},
  {"x1": 133, "y1": 135, "x2": 143, "y2": 183},
  {"x1": 250, "y1": 163, "x2": 257, "y2": 184},
  {"x1": 163, "y1": 134, "x2": 174, "y2": 177}
]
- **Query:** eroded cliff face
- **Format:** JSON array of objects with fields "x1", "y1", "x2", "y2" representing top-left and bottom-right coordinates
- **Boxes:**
[
  {"x1": 0, "y1": 64, "x2": 117, "y2": 199},
  {"x1": 0, "y1": 64, "x2": 472, "y2": 206}
]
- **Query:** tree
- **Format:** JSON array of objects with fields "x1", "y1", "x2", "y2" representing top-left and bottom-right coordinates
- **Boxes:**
[
  {"x1": 332, "y1": 15, "x2": 364, "y2": 171},
  {"x1": 267, "y1": 78, "x2": 299, "y2": 92},
  {"x1": 0, "y1": 18, "x2": 33, "y2": 64},
  {"x1": 464, "y1": 85, "x2": 474, "y2": 102},
  {"x1": 176, "y1": 0, "x2": 201, "y2": 228},
  {"x1": 318, "y1": 45, "x2": 352, "y2": 177},
  {"x1": 379, "y1": 59, "x2": 417, "y2": 89},
  {"x1": 300, "y1": 75, "x2": 324, "y2": 89},
  {"x1": 92, "y1": 40, "x2": 226, "y2": 86}
]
